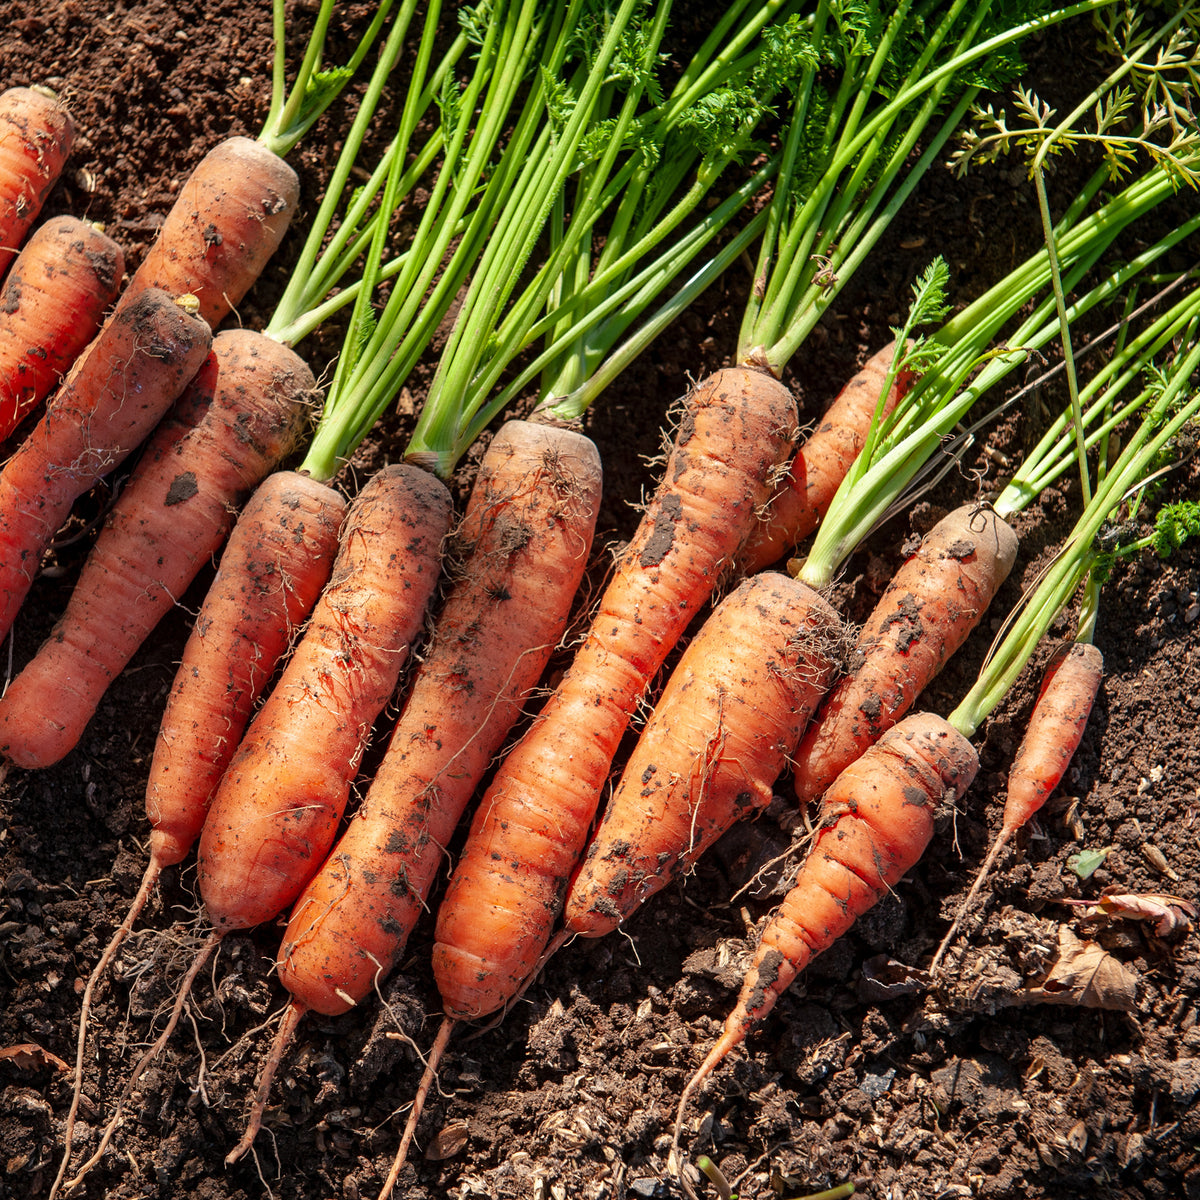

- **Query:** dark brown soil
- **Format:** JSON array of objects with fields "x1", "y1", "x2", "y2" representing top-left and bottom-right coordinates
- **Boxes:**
[{"x1": 2, "y1": 5, "x2": 1198, "y2": 1200}]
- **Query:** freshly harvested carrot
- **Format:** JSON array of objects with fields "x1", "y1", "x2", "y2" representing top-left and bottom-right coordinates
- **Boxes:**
[
  {"x1": 198, "y1": 463, "x2": 451, "y2": 933},
  {"x1": 0, "y1": 87, "x2": 74, "y2": 280},
  {"x1": 675, "y1": 712, "x2": 978, "y2": 1143},
  {"x1": 738, "y1": 341, "x2": 917, "y2": 573},
  {"x1": 564, "y1": 572, "x2": 843, "y2": 941},
  {"x1": 791, "y1": 503, "x2": 1019, "y2": 805},
  {"x1": 119, "y1": 137, "x2": 299, "y2": 330},
  {"x1": 224, "y1": 422, "x2": 603, "y2": 1166},
  {"x1": 0, "y1": 328, "x2": 314, "y2": 768},
  {"x1": 928, "y1": 640, "x2": 1103, "y2": 972},
  {"x1": 0, "y1": 216, "x2": 124, "y2": 440},
  {"x1": 0, "y1": 288, "x2": 212, "y2": 644},
  {"x1": 431, "y1": 366, "x2": 797, "y2": 1020}
]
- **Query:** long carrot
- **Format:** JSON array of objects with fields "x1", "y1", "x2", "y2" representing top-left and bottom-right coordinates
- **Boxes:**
[
  {"x1": 223, "y1": 420, "x2": 603, "y2": 1163},
  {"x1": 0, "y1": 216, "x2": 124, "y2": 441},
  {"x1": 0, "y1": 329, "x2": 314, "y2": 768},
  {"x1": 738, "y1": 342, "x2": 917, "y2": 573},
  {"x1": 431, "y1": 366, "x2": 797, "y2": 1021},
  {"x1": 0, "y1": 86, "x2": 74, "y2": 280},
  {"x1": 0, "y1": 288, "x2": 211, "y2": 645},
  {"x1": 791, "y1": 503, "x2": 1019, "y2": 805}
]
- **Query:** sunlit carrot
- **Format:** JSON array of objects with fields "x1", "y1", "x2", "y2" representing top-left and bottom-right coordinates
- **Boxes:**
[{"x1": 0, "y1": 216, "x2": 124, "y2": 441}]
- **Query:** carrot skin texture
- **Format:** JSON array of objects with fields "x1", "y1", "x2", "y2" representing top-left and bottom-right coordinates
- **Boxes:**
[
  {"x1": 739, "y1": 341, "x2": 916, "y2": 573},
  {"x1": 0, "y1": 329, "x2": 314, "y2": 769},
  {"x1": 0, "y1": 87, "x2": 74, "y2": 281},
  {"x1": 0, "y1": 216, "x2": 124, "y2": 440},
  {"x1": 1003, "y1": 641, "x2": 1104, "y2": 832},
  {"x1": 121, "y1": 137, "x2": 299, "y2": 330},
  {"x1": 725, "y1": 714, "x2": 977, "y2": 1046},
  {"x1": 147, "y1": 471, "x2": 346, "y2": 868},
  {"x1": 792, "y1": 504, "x2": 1018, "y2": 805},
  {"x1": 198, "y1": 464, "x2": 452, "y2": 934},
  {"x1": 432, "y1": 366, "x2": 797, "y2": 1019},
  {"x1": 565, "y1": 573, "x2": 843, "y2": 939},
  {"x1": 279, "y1": 422, "x2": 604, "y2": 1016},
  {"x1": 0, "y1": 288, "x2": 212, "y2": 644}
]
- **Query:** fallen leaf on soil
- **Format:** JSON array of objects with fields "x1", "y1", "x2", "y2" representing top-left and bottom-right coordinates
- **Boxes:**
[
  {"x1": 0, "y1": 1043, "x2": 70, "y2": 1072},
  {"x1": 425, "y1": 1120, "x2": 470, "y2": 1161},
  {"x1": 1024, "y1": 927, "x2": 1138, "y2": 1011},
  {"x1": 1060, "y1": 892, "x2": 1197, "y2": 938},
  {"x1": 859, "y1": 954, "x2": 927, "y2": 1002}
]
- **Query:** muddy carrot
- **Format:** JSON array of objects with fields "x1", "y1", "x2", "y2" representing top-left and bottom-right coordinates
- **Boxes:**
[
  {"x1": 0, "y1": 86, "x2": 74, "y2": 280},
  {"x1": 0, "y1": 288, "x2": 211, "y2": 644},
  {"x1": 0, "y1": 216, "x2": 124, "y2": 440}
]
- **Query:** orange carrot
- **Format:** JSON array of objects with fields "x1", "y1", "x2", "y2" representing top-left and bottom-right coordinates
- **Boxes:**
[
  {"x1": 929, "y1": 640, "x2": 1104, "y2": 972},
  {"x1": 118, "y1": 137, "x2": 299, "y2": 330},
  {"x1": 675, "y1": 712, "x2": 978, "y2": 1145},
  {"x1": 431, "y1": 366, "x2": 797, "y2": 1020},
  {"x1": 738, "y1": 341, "x2": 917, "y2": 573},
  {"x1": 0, "y1": 216, "x2": 124, "y2": 441},
  {"x1": 224, "y1": 422, "x2": 603, "y2": 1166},
  {"x1": 0, "y1": 328, "x2": 314, "y2": 768},
  {"x1": 0, "y1": 87, "x2": 74, "y2": 281},
  {"x1": 198, "y1": 463, "x2": 451, "y2": 934},
  {"x1": 564, "y1": 572, "x2": 843, "y2": 941},
  {"x1": 791, "y1": 503, "x2": 1018, "y2": 806},
  {"x1": 0, "y1": 288, "x2": 212, "y2": 645}
]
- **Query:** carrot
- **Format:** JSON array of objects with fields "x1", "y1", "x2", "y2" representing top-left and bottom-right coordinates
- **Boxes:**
[
  {"x1": 564, "y1": 572, "x2": 844, "y2": 941},
  {"x1": 430, "y1": 366, "x2": 797, "y2": 1020},
  {"x1": 928, "y1": 639, "x2": 1104, "y2": 972},
  {"x1": 0, "y1": 328, "x2": 314, "y2": 767},
  {"x1": 117, "y1": 137, "x2": 299, "y2": 330},
  {"x1": 198, "y1": 462, "x2": 452, "y2": 934},
  {"x1": 0, "y1": 216, "x2": 124, "y2": 441},
  {"x1": 0, "y1": 287, "x2": 212, "y2": 645},
  {"x1": 222, "y1": 422, "x2": 603, "y2": 1165},
  {"x1": 674, "y1": 712, "x2": 978, "y2": 1148},
  {"x1": 791, "y1": 503, "x2": 1019, "y2": 805},
  {"x1": 0, "y1": 86, "x2": 74, "y2": 280},
  {"x1": 738, "y1": 342, "x2": 917, "y2": 573}
]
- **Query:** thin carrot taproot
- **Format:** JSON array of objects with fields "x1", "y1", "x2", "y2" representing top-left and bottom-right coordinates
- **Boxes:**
[
  {"x1": 0, "y1": 287, "x2": 212, "y2": 645},
  {"x1": 0, "y1": 86, "x2": 74, "y2": 280},
  {"x1": 430, "y1": 366, "x2": 797, "y2": 1021},
  {"x1": 791, "y1": 503, "x2": 1019, "y2": 805},
  {"x1": 0, "y1": 216, "x2": 124, "y2": 441},
  {"x1": 223, "y1": 421, "x2": 602, "y2": 1165},
  {"x1": 738, "y1": 341, "x2": 917, "y2": 574}
]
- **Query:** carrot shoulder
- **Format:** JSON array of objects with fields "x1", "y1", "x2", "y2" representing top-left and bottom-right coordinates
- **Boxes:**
[
  {"x1": 0, "y1": 288, "x2": 212, "y2": 645},
  {"x1": 0, "y1": 87, "x2": 74, "y2": 280},
  {"x1": 279, "y1": 421, "x2": 604, "y2": 1016},
  {"x1": 738, "y1": 341, "x2": 916, "y2": 573},
  {"x1": 432, "y1": 366, "x2": 797, "y2": 1020},
  {"x1": 0, "y1": 216, "x2": 124, "y2": 441},
  {"x1": 198, "y1": 464, "x2": 451, "y2": 934},
  {"x1": 565, "y1": 572, "x2": 843, "y2": 940},
  {"x1": 792, "y1": 503, "x2": 1018, "y2": 805},
  {"x1": 0, "y1": 329, "x2": 314, "y2": 769}
]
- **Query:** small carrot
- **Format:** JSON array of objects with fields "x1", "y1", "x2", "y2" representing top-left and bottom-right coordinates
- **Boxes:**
[
  {"x1": 0, "y1": 86, "x2": 74, "y2": 280},
  {"x1": 225, "y1": 421, "x2": 603, "y2": 1164},
  {"x1": 198, "y1": 463, "x2": 452, "y2": 934},
  {"x1": 431, "y1": 365, "x2": 797, "y2": 1020},
  {"x1": 738, "y1": 342, "x2": 917, "y2": 573},
  {"x1": 0, "y1": 287, "x2": 212, "y2": 645},
  {"x1": 0, "y1": 216, "x2": 124, "y2": 441},
  {"x1": 674, "y1": 712, "x2": 979, "y2": 1145},
  {"x1": 791, "y1": 503, "x2": 1019, "y2": 805},
  {"x1": 564, "y1": 572, "x2": 844, "y2": 941},
  {"x1": 0, "y1": 328, "x2": 315, "y2": 768}
]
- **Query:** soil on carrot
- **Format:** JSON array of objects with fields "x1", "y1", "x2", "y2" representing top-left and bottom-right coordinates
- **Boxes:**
[{"x1": 2, "y1": 5, "x2": 1198, "y2": 1200}]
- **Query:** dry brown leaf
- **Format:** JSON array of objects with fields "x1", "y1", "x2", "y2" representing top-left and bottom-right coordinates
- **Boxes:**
[
  {"x1": 0, "y1": 1043, "x2": 70, "y2": 1072},
  {"x1": 425, "y1": 1120, "x2": 469, "y2": 1161},
  {"x1": 1024, "y1": 927, "x2": 1138, "y2": 1012},
  {"x1": 1061, "y1": 893, "x2": 1197, "y2": 938}
]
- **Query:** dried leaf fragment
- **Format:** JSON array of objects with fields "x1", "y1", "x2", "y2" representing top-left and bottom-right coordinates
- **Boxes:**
[
  {"x1": 425, "y1": 1120, "x2": 469, "y2": 1161},
  {"x1": 1025, "y1": 927, "x2": 1138, "y2": 1012},
  {"x1": 1061, "y1": 893, "x2": 1196, "y2": 938},
  {"x1": 0, "y1": 1043, "x2": 70, "y2": 1072}
]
